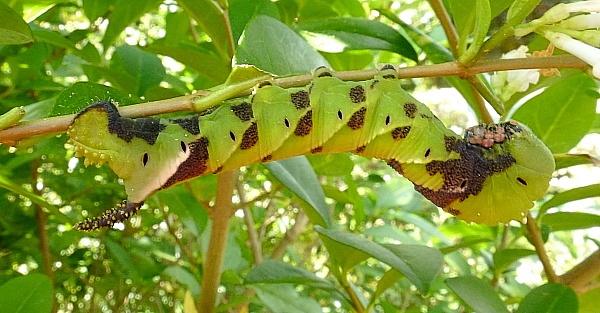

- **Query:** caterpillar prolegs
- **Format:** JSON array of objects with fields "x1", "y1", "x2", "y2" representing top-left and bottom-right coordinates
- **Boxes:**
[{"x1": 67, "y1": 66, "x2": 555, "y2": 230}]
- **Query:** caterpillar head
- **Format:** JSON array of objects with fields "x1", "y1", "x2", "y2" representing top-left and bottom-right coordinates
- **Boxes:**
[{"x1": 68, "y1": 101, "x2": 195, "y2": 227}]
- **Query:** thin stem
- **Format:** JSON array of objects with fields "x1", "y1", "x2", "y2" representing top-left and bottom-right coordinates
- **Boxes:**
[
  {"x1": 526, "y1": 212, "x2": 558, "y2": 282},
  {"x1": 270, "y1": 210, "x2": 309, "y2": 260},
  {"x1": 236, "y1": 181, "x2": 263, "y2": 265},
  {"x1": 197, "y1": 169, "x2": 238, "y2": 312},
  {"x1": 559, "y1": 249, "x2": 600, "y2": 294},
  {"x1": 428, "y1": 0, "x2": 460, "y2": 58}
]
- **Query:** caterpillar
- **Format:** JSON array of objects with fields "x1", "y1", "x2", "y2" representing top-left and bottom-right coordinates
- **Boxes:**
[{"x1": 67, "y1": 65, "x2": 555, "y2": 230}]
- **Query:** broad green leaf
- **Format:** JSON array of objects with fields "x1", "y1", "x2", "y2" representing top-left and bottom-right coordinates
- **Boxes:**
[
  {"x1": 229, "y1": 0, "x2": 279, "y2": 44},
  {"x1": 381, "y1": 244, "x2": 444, "y2": 294},
  {"x1": 295, "y1": 17, "x2": 418, "y2": 61},
  {"x1": 178, "y1": 0, "x2": 232, "y2": 59},
  {"x1": 361, "y1": 225, "x2": 421, "y2": 245},
  {"x1": 542, "y1": 212, "x2": 600, "y2": 232},
  {"x1": 540, "y1": 184, "x2": 600, "y2": 213},
  {"x1": 493, "y1": 249, "x2": 536, "y2": 275},
  {"x1": 235, "y1": 15, "x2": 329, "y2": 76},
  {"x1": 145, "y1": 44, "x2": 231, "y2": 84},
  {"x1": 50, "y1": 82, "x2": 132, "y2": 116},
  {"x1": 316, "y1": 226, "x2": 432, "y2": 293},
  {"x1": 265, "y1": 156, "x2": 330, "y2": 227},
  {"x1": 251, "y1": 284, "x2": 323, "y2": 313},
  {"x1": 306, "y1": 153, "x2": 354, "y2": 176},
  {"x1": 157, "y1": 185, "x2": 208, "y2": 236},
  {"x1": 512, "y1": 74, "x2": 598, "y2": 154},
  {"x1": 82, "y1": 0, "x2": 116, "y2": 23},
  {"x1": 102, "y1": 0, "x2": 163, "y2": 47},
  {"x1": 516, "y1": 283, "x2": 578, "y2": 313},
  {"x1": 110, "y1": 45, "x2": 166, "y2": 96},
  {"x1": 245, "y1": 260, "x2": 334, "y2": 289},
  {"x1": 445, "y1": 276, "x2": 510, "y2": 313},
  {"x1": 0, "y1": 2, "x2": 33, "y2": 44},
  {"x1": 554, "y1": 153, "x2": 600, "y2": 170},
  {"x1": 0, "y1": 274, "x2": 52, "y2": 313},
  {"x1": 105, "y1": 238, "x2": 140, "y2": 280},
  {"x1": 163, "y1": 266, "x2": 201, "y2": 296},
  {"x1": 391, "y1": 211, "x2": 451, "y2": 244},
  {"x1": 32, "y1": 27, "x2": 100, "y2": 63}
]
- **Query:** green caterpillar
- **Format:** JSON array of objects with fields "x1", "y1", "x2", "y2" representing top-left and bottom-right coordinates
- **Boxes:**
[{"x1": 67, "y1": 66, "x2": 555, "y2": 230}]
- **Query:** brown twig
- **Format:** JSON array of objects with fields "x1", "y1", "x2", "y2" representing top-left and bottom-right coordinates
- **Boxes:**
[
  {"x1": 197, "y1": 169, "x2": 238, "y2": 312},
  {"x1": 559, "y1": 249, "x2": 600, "y2": 294},
  {"x1": 526, "y1": 212, "x2": 558, "y2": 282}
]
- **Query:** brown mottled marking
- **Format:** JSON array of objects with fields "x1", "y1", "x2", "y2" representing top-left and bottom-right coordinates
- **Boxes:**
[
  {"x1": 347, "y1": 107, "x2": 367, "y2": 130},
  {"x1": 420, "y1": 113, "x2": 429, "y2": 119},
  {"x1": 445, "y1": 207, "x2": 461, "y2": 216},
  {"x1": 214, "y1": 166, "x2": 223, "y2": 174},
  {"x1": 387, "y1": 159, "x2": 404, "y2": 175},
  {"x1": 355, "y1": 145, "x2": 366, "y2": 154},
  {"x1": 294, "y1": 110, "x2": 313, "y2": 136},
  {"x1": 370, "y1": 80, "x2": 379, "y2": 89},
  {"x1": 262, "y1": 155, "x2": 273, "y2": 163},
  {"x1": 231, "y1": 102, "x2": 254, "y2": 122},
  {"x1": 391, "y1": 126, "x2": 411, "y2": 140},
  {"x1": 291, "y1": 90, "x2": 311, "y2": 110},
  {"x1": 349, "y1": 85, "x2": 366, "y2": 103},
  {"x1": 311, "y1": 146, "x2": 323, "y2": 154},
  {"x1": 162, "y1": 137, "x2": 210, "y2": 189},
  {"x1": 415, "y1": 141, "x2": 516, "y2": 207},
  {"x1": 444, "y1": 136, "x2": 458, "y2": 153},
  {"x1": 240, "y1": 122, "x2": 259, "y2": 150},
  {"x1": 403, "y1": 103, "x2": 417, "y2": 119}
]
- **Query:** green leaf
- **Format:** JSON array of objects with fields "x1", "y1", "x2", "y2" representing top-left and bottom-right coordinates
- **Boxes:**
[
  {"x1": 235, "y1": 15, "x2": 329, "y2": 76},
  {"x1": 0, "y1": 2, "x2": 33, "y2": 44},
  {"x1": 50, "y1": 82, "x2": 132, "y2": 116},
  {"x1": 163, "y1": 266, "x2": 201, "y2": 296},
  {"x1": 541, "y1": 184, "x2": 600, "y2": 214},
  {"x1": 251, "y1": 284, "x2": 323, "y2": 313},
  {"x1": 245, "y1": 260, "x2": 334, "y2": 289},
  {"x1": 0, "y1": 274, "x2": 53, "y2": 313},
  {"x1": 110, "y1": 45, "x2": 166, "y2": 96},
  {"x1": 381, "y1": 244, "x2": 444, "y2": 294},
  {"x1": 105, "y1": 238, "x2": 140, "y2": 280},
  {"x1": 542, "y1": 212, "x2": 600, "y2": 232},
  {"x1": 316, "y1": 226, "x2": 434, "y2": 293},
  {"x1": 102, "y1": 0, "x2": 163, "y2": 47},
  {"x1": 145, "y1": 44, "x2": 230, "y2": 84},
  {"x1": 306, "y1": 153, "x2": 354, "y2": 176},
  {"x1": 445, "y1": 276, "x2": 510, "y2": 313},
  {"x1": 512, "y1": 74, "x2": 599, "y2": 154},
  {"x1": 32, "y1": 27, "x2": 100, "y2": 63},
  {"x1": 295, "y1": 17, "x2": 418, "y2": 61},
  {"x1": 264, "y1": 156, "x2": 330, "y2": 228},
  {"x1": 82, "y1": 0, "x2": 116, "y2": 23},
  {"x1": 178, "y1": 0, "x2": 232, "y2": 59},
  {"x1": 516, "y1": 283, "x2": 578, "y2": 313},
  {"x1": 457, "y1": 0, "x2": 491, "y2": 64},
  {"x1": 493, "y1": 249, "x2": 536, "y2": 275},
  {"x1": 554, "y1": 153, "x2": 600, "y2": 170}
]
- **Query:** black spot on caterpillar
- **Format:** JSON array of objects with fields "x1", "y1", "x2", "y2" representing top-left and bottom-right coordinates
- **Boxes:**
[{"x1": 67, "y1": 66, "x2": 554, "y2": 229}]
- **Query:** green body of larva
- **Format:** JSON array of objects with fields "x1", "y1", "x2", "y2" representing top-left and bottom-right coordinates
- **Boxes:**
[{"x1": 67, "y1": 66, "x2": 554, "y2": 229}]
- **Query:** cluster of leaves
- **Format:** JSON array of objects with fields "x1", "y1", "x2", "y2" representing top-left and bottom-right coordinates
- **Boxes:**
[{"x1": 0, "y1": 0, "x2": 599, "y2": 312}]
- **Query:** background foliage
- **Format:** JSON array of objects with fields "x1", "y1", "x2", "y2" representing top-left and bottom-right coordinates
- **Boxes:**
[{"x1": 0, "y1": 0, "x2": 599, "y2": 312}]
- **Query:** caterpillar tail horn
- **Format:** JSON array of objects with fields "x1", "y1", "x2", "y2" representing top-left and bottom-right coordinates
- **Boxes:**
[{"x1": 74, "y1": 201, "x2": 143, "y2": 231}]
